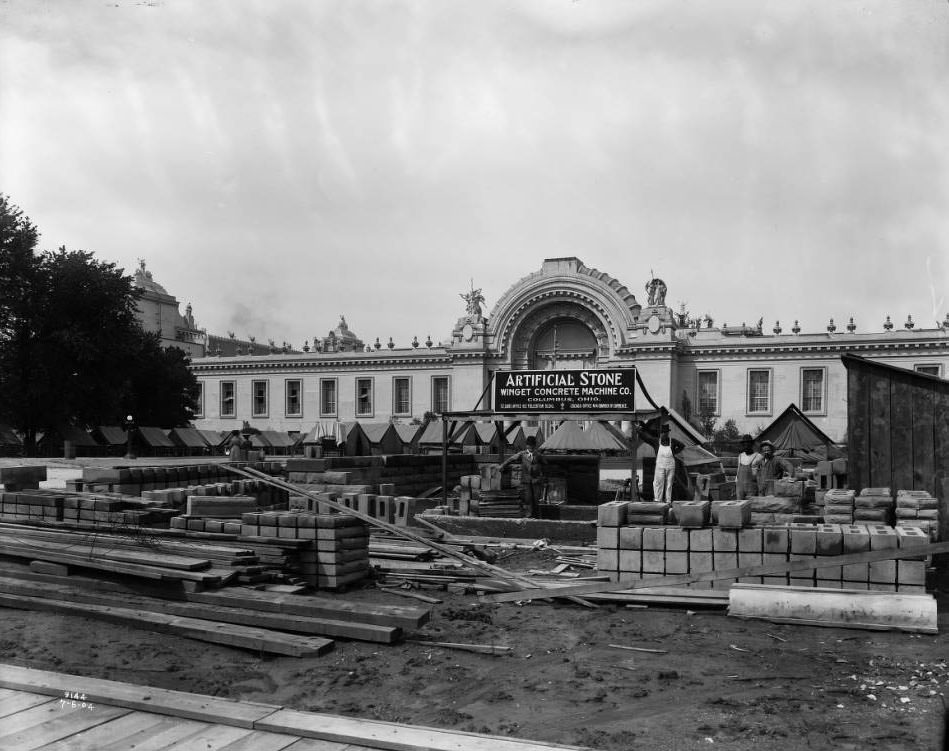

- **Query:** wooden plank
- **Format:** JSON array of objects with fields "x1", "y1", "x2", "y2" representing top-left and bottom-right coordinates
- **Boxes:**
[
  {"x1": 0, "y1": 577, "x2": 400, "y2": 644},
  {"x1": 187, "y1": 587, "x2": 431, "y2": 630},
  {"x1": 281, "y1": 739, "x2": 358, "y2": 751},
  {"x1": 868, "y1": 373, "x2": 892, "y2": 490},
  {"x1": 0, "y1": 664, "x2": 281, "y2": 728},
  {"x1": 911, "y1": 382, "x2": 935, "y2": 491},
  {"x1": 256, "y1": 707, "x2": 596, "y2": 751},
  {"x1": 36, "y1": 711, "x2": 179, "y2": 751},
  {"x1": 728, "y1": 583, "x2": 937, "y2": 633},
  {"x1": 0, "y1": 594, "x2": 335, "y2": 657},
  {"x1": 889, "y1": 379, "x2": 913, "y2": 492},
  {"x1": 846, "y1": 366, "x2": 868, "y2": 492},
  {"x1": 0, "y1": 698, "x2": 129, "y2": 750},
  {"x1": 0, "y1": 689, "x2": 56, "y2": 718},
  {"x1": 210, "y1": 728, "x2": 306, "y2": 751},
  {"x1": 147, "y1": 722, "x2": 256, "y2": 750},
  {"x1": 481, "y1": 540, "x2": 949, "y2": 603},
  {"x1": 0, "y1": 533, "x2": 212, "y2": 570},
  {"x1": 94, "y1": 718, "x2": 217, "y2": 751}
]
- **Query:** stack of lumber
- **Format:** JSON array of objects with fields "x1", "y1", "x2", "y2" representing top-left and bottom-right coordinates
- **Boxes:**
[
  {"x1": 0, "y1": 557, "x2": 432, "y2": 655},
  {"x1": 822, "y1": 488, "x2": 856, "y2": 524},
  {"x1": 474, "y1": 490, "x2": 523, "y2": 518},
  {"x1": 895, "y1": 490, "x2": 940, "y2": 540},
  {"x1": 854, "y1": 487, "x2": 893, "y2": 524}
]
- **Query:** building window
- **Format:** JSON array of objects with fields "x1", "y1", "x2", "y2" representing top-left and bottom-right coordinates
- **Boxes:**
[
  {"x1": 432, "y1": 376, "x2": 450, "y2": 413},
  {"x1": 747, "y1": 369, "x2": 771, "y2": 414},
  {"x1": 320, "y1": 379, "x2": 337, "y2": 416},
  {"x1": 697, "y1": 371, "x2": 719, "y2": 415},
  {"x1": 915, "y1": 364, "x2": 942, "y2": 377},
  {"x1": 801, "y1": 368, "x2": 825, "y2": 414},
  {"x1": 220, "y1": 381, "x2": 235, "y2": 418},
  {"x1": 252, "y1": 380, "x2": 268, "y2": 417},
  {"x1": 285, "y1": 379, "x2": 302, "y2": 416},
  {"x1": 393, "y1": 377, "x2": 411, "y2": 416},
  {"x1": 193, "y1": 382, "x2": 204, "y2": 418},
  {"x1": 356, "y1": 378, "x2": 374, "y2": 417}
]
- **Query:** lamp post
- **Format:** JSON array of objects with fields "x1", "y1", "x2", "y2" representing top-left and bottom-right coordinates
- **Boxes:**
[{"x1": 124, "y1": 414, "x2": 136, "y2": 460}]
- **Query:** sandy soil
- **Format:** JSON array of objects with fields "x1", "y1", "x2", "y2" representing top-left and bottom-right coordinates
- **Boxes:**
[{"x1": 1, "y1": 546, "x2": 948, "y2": 750}]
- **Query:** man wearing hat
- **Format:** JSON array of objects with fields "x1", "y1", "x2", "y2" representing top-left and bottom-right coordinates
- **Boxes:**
[
  {"x1": 635, "y1": 415, "x2": 685, "y2": 503},
  {"x1": 499, "y1": 435, "x2": 546, "y2": 518},
  {"x1": 736, "y1": 435, "x2": 762, "y2": 500},
  {"x1": 756, "y1": 440, "x2": 793, "y2": 495}
]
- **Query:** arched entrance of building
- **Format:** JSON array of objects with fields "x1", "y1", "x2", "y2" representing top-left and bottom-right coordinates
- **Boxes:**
[{"x1": 529, "y1": 317, "x2": 598, "y2": 370}]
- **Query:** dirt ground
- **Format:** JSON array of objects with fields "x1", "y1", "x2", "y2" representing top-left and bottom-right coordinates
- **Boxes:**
[
  {"x1": 2, "y1": 456, "x2": 948, "y2": 749},
  {"x1": 1, "y1": 546, "x2": 948, "y2": 750}
]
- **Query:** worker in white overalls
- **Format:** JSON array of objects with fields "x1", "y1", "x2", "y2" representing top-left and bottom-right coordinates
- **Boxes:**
[
  {"x1": 736, "y1": 434, "x2": 762, "y2": 500},
  {"x1": 653, "y1": 424, "x2": 678, "y2": 503}
]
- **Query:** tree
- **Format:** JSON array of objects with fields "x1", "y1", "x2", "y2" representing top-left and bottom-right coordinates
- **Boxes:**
[{"x1": 0, "y1": 195, "x2": 199, "y2": 450}]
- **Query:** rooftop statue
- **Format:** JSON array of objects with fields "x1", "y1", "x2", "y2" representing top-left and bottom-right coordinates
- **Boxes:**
[
  {"x1": 460, "y1": 281, "x2": 486, "y2": 322},
  {"x1": 645, "y1": 276, "x2": 667, "y2": 307}
]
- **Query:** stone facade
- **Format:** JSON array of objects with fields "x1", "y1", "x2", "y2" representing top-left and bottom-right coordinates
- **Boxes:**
[
  {"x1": 189, "y1": 257, "x2": 949, "y2": 442},
  {"x1": 133, "y1": 261, "x2": 206, "y2": 357}
]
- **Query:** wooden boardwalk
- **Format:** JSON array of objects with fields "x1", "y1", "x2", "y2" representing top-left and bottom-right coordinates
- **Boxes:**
[{"x1": 0, "y1": 664, "x2": 590, "y2": 751}]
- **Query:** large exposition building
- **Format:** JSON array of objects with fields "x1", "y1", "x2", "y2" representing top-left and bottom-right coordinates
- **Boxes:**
[{"x1": 138, "y1": 258, "x2": 949, "y2": 443}]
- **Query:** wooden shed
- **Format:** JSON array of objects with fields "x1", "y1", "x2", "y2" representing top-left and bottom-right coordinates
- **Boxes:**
[{"x1": 843, "y1": 353, "x2": 949, "y2": 538}]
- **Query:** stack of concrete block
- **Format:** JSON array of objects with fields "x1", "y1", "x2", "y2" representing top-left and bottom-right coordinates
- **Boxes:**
[
  {"x1": 596, "y1": 500, "x2": 929, "y2": 593},
  {"x1": 0, "y1": 490, "x2": 63, "y2": 522},
  {"x1": 239, "y1": 510, "x2": 370, "y2": 590},
  {"x1": 894, "y1": 490, "x2": 940, "y2": 541},
  {"x1": 822, "y1": 489, "x2": 856, "y2": 524},
  {"x1": 625, "y1": 501, "x2": 668, "y2": 525},
  {"x1": 458, "y1": 474, "x2": 481, "y2": 515},
  {"x1": 854, "y1": 488, "x2": 893, "y2": 524},
  {"x1": 80, "y1": 462, "x2": 283, "y2": 496}
]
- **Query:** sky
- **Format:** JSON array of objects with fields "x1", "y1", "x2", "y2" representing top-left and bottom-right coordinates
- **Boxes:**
[{"x1": 2, "y1": 0, "x2": 948, "y2": 350}]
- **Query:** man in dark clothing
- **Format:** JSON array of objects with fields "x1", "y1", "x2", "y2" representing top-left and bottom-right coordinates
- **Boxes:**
[
  {"x1": 756, "y1": 440, "x2": 794, "y2": 495},
  {"x1": 500, "y1": 435, "x2": 546, "y2": 517}
]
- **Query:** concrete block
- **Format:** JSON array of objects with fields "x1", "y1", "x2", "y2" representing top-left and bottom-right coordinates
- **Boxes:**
[
  {"x1": 596, "y1": 548, "x2": 619, "y2": 571},
  {"x1": 717, "y1": 500, "x2": 751, "y2": 528},
  {"x1": 762, "y1": 526, "x2": 789, "y2": 554},
  {"x1": 618, "y1": 526, "x2": 642, "y2": 550},
  {"x1": 842, "y1": 563, "x2": 869, "y2": 582},
  {"x1": 642, "y1": 550, "x2": 665, "y2": 573},
  {"x1": 690, "y1": 528, "x2": 713, "y2": 552},
  {"x1": 597, "y1": 501, "x2": 629, "y2": 527},
  {"x1": 665, "y1": 552, "x2": 688, "y2": 574},
  {"x1": 762, "y1": 575, "x2": 788, "y2": 586},
  {"x1": 869, "y1": 559, "x2": 897, "y2": 583},
  {"x1": 897, "y1": 583, "x2": 927, "y2": 594},
  {"x1": 738, "y1": 551, "x2": 763, "y2": 570},
  {"x1": 815, "y1": 524, "x2": 842, "y2": 556},
  {"x1": 816, "y1": 560, "x2": 842, "y2": 578},
  {"x1": 868, "y1": 525, "x2": 898, "y2": 550},
  {"x1": 618, "y1": 570, "x2": 643, "y2": 583},
  {"x1": 712, "y1": 528, "x2": 738, "y2": 552},
  {"x1": 673, "y1": 500, "x2": 709, "y2": 528},
  {"x1": 597, "y1": 526, "x2": 619, "y2": 549},
  {"x1": 713, "y1": 551, "x2": 737, "y2": 570},
  {"x1": 789, "y1": 524, "x2": 817, "y2": 555},
  {"x1": 841, "y1": 524, "x2": 870, "y2": 553},
  {"x1": 737, "y1": 528, "x2": 763, "y2": 552},
  {"x1": 665, "y1": 527, "x2": 689, "y2": 551},
  {"x1": 897, "y1": 560, "x2": 926, "y2": 586},
  {"x1": 642, "y1": 527, "x2": 666, "y2": 550},
  {"x1": 378, "y1": 482, "x2": 396, "y2": 495},
  {"x1": 375, "y1": 495, "x2": 393, "y2": 523},
  {"x1": 789, "y1": 553, "x2": 815, "y2": 583},
  {"x1": 689, "y1": 551, "x2": 713, "y2": 574},
  {"x1": 618, "y1": 549, "x2": 641, "y2": 572},
  {"x1": 816, "y1": 579, "x2": 842, "y2": 588}
]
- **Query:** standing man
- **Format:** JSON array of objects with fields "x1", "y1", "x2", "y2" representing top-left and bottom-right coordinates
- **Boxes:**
[
  {"x1": 756, "y1": 440, "x2": 793, "y2": 495},
  {"x1": 500, "y1": 435, "x2": 546, "y2": 517},
  {"x1": 636, "y1": 418, "x2": 685, "y2": 502},
  {"x1": 736, "y1": 434, "x2": 762, "y2": 500}
]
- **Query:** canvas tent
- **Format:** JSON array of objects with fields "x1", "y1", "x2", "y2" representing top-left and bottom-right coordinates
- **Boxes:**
[
  {"x1": 198, "y1": 429, "x2": 228, "y2": 455},
  {"x1": 360, "y1": 423, "x2": 404, "y2": 455},
  {"x1": 260, "y1": 429, "x2": 296, "y2": 455},
  {"x1": 542, "y1": 421, "x2": 628, "y2": 452},
  {"x1": 757, "y1": 403, "x2": 842, "y2": 461},
  {"x1": 339, "y1": 421, "x2": 372, "y2": 456},
  {"x1": 169, "y1": 427, "x2": 210, "y2": 455},
  {"x1": 136, "y1": 426, "x2": 175, "y2": 455},
  {"x1": 392, "y1": 423, "x2": 422, "y2": 453}
]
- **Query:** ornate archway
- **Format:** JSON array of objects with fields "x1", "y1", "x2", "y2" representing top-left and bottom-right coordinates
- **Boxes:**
[{"x1": 509, "y1": 301, "x2": 610, "y2": 370}]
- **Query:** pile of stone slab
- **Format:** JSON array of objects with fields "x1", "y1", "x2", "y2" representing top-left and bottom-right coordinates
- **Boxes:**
[{"x1": 895, "y1": 490, "x2": 940, "y2": 540}]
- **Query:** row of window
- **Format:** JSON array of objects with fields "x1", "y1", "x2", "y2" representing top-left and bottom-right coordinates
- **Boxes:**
[
  {"x1": 696, "y1": 368, "x2": 826, "y2": 417},
  {"x1": 697, "y1": 363, "x2": 943, "y2": 417},
  {"x1": 200, "y1": 376, "x2": 451, "y2": 419}
]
